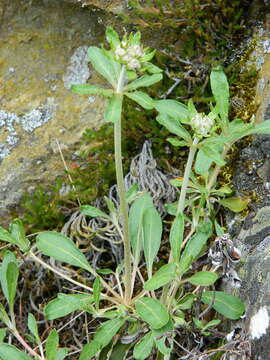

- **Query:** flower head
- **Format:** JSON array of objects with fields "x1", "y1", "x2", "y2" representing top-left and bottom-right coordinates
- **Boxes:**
[{"x1": 191, "y1": 113, "x2": 214, "y2": 137}]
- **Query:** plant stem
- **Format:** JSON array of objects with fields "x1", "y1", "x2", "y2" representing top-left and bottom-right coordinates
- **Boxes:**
[
  {"x1": 114, "y1": 66, "x2": 132, "y2": 303},
  {"x1": 206, "y1": 144, "x2": 230, "y2": 191},
  {"x1": 12, "y1": 330, "x2": 42, "y2": 359},
  {"x1": 161, "y1": 138, "x2": 199, "y2": 305},
  {"x1": 176, "y1": 137, "x2": 199, "y2": 216}
]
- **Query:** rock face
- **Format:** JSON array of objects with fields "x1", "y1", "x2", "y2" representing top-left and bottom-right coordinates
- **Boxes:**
[
  {"x1": 227, "y1": 7, "x2": 270, "y2": 359},
  {"x1": 0, "y1": 0, "x2": 109, "y2": 218}
]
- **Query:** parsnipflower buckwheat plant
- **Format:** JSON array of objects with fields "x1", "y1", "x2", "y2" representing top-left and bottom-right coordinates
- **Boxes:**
[{"x1": 1, "y1": 27, "x2": 270, "y2": 360}]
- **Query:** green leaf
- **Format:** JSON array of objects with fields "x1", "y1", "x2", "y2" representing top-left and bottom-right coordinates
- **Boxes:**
[
  {"x1": 0, "y1": 344, "x2": 32, "y2": 360},
  {"x1": 142, "y1": 63, "x2": 162, "y2": 74},
  {"x1": 133, "y1": 332, "x2": 154, "y2": 360},
  {"x1": 214, "y1": 220, "x2": 225, "y2": 237},
  {"x1": 0, "y1": 220, "x2": 29, "y2": 252},
  {"x1": 80, "y1": 205, "x2": 111, "y2": 220},
  {"x1": 27, "y1": 313, "x2": 40, "y2": 342},
  {"x1": 36, "y1": 231, "x2": 92, "y2": 272},
  {"x1": 219, "y1": 197, "x2": 250, "y2": 213},
  {"x1": 94, "y1": 318, "x2": 125, "y2": 347},
  {"x1": 125, "y1": 74, "x2": 162, "y2": 91},
  {"x1": 151, "y1": 318, "x2": 174, "y2": 337},
  {"x1": 195, "y1": 149, "x2": 213, "y2": 175},
  {"x1": 200, "y1": 145, "x2": 225, "y2": 166},
  {"x1": 104, "y1": 95, "x2": 123, "y2": 123},
  {"x1": 143, "y1": 206, "x2": 162, "y2": 277},
  {"x1": 155, "y1": 99, "x2": 189, "y2": 124},
  {"x1": 167, "y1": 138, "x2": 187, "y2": 147},
  {"x1": 186, "y1": 271, "x2": 218, "y2": 286},
  {"x1": 175, "y1": 294, "x2": 195, "y2": 310},
  {"x1": 126, "y1": 183, "x2": 139, "y2": 204},
  {"x1": 169, "y1": 214, "x2": 184, "y2": 263},
  {"x1": 247, "y1": 119, "x2": 270, "y2": 135},
  {"x1": 93, "y1": 276, "x2": 102, "y2": 310},
  {"x1": 44, "y1": 294, "x2": 93, "y2": 320},
  {"x1": 156, "y1": 114, "x2": 191, "y2": 140},
  {"x1": 0, "y1": 251, "x2": 19, "y2": 312},
  {"x1": 0, "y1": 304, "x2": 11, "y2": 327},
  {"x1": 140, "y1": 49, "x2": 156, "y2": 63},
  {"x1": 46, "y1": 329, "x2": 59, "y2": 360},
  {"x1": 56, "y1": 348, "x2": 68, "y2": 360},
  {"x1": 225, "y1": 119, "x2": 253, "y2": 143},
  {"x1": 179, "y1": 222, "x2": 212, "y2": 274},
  {"x1": 202, "y1": 319, "x2": 221, "y2": 330},
  {"x1": 144, "y1": 263, "x2": 177, "y2": 291},
  {"x1": 106, "y1": 27, "x2": 120, "y2": 48},
  {"x1": 201, "y1": 291, "x2": 245, "y2": 320},
  {"x1": 88, "y1": 46, "x2": 120, "y2": 87},
  {"x1": 154, "y1": 337, "x2": 172, "y2": 356},
  {"x1": 9, "y1": 219, "x2": 30, "y2": 252},
  {"x1": 125, "y1": 91, "x2": 154, "y2": 110},
  {"x1": 71, "y1": 84, "x2": 113, "y2": 98},
  {"x1": 187, "y1": 99, "x2": 197, "y2": 118},
  {"x1": 210, "y1": 68, "x2": 229, "y2": 123},
  {"x1": 79, "y1": 341, "x2": 101, "y2": 360},
  {"x1": 0, "y1": 329, "x2": 6, "y2": 343},
  {"x1": 129, "y1": 193, "x2": 154, "y2": 263},
  {"x1": 135, "y1": 298, "x2": 169, "y2": 329}
]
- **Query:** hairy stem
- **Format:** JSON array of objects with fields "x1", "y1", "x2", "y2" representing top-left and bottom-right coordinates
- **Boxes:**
[
  {"x1": 161, "y1": 138, "x2": 199, "y2": 304},
  {"x1": 114, "y1": 66, "x2": 132, "y2": 303},
  {"x1": 176, "y1": 137, "x2": 199, "y2": 216},
  {"x1": 12, "y1": 330, "x2": 42, "y2": 359}
]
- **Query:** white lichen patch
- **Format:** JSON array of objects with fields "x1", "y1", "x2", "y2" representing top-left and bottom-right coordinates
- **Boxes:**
[
  {"x1": 249, "y1": 306, "x2": 269, "y2": 339},
  {"x1": 0, "y1": 98, "x2": 56, "y2": 161},
  {"x1": 63, "y1": 46, "x2": 90, "y2": 89}
]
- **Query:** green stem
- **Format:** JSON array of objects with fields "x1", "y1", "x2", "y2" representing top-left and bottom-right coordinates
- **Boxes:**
[
  {"x1": 161, "y1": 138, "x2": 199, "y2": 304},
  {"x1": 206, "y1": 144, "x2": 230, "y2": 191},
  {"x1": 114, "y1": 66, "x2": 132, "y2": 303},
  {"x1": 176, "y1": 137, "x2": 199, "y2": 216}
]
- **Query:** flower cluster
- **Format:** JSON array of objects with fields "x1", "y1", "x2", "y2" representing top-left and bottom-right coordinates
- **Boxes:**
[
  {"x1": 191, "y1": 113, "x2": 214, "y2": 137},
  {"x1": 114, "y1": 42, "x2": 145, "y2": 70}
]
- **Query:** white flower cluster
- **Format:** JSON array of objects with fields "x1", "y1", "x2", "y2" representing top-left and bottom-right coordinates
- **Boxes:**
[
  {"x1": 191, "y1": 113, "x2": 214, "y2": 137},
  {"x1": 114, "y1": 42, "x2": 145, "y2": 70}
]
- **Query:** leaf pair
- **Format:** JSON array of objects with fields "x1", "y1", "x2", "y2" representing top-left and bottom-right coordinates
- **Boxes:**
[
  {"x1": 0, "y1": 219, "x2": 30, "y2": 252},
  {"x1": 129, "y1": 193, "x2": 162, "y2": 278}
]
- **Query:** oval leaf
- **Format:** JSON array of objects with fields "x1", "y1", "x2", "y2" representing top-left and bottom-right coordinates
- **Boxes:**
[
  {"x1": 186, "y1": 271, "x2": 218, "y2": 286},
  {"x1": 135, "y1": 297, "x2": 169, "y2": 329},
  {"x1": 201, "y1": 291, "x2": 245, "y2": 320},
  {"x1": 104, "y1": 95, "x2": 123, "y2": 123},
  {"x1": 94, "y1": 318, "x2": 125, "y2": 347},
  {"x1": 210, "y1": 68, "x2": 229, "y2": 122},
  {"x1": 88, "y1": 46, "x2": 120, "y2": 87},
  {"x1": 133, "y1": 332, "x2": 154, "y2": 360},
  {"x1": 126, "y1": 74, "x2": 162, "y2": 91},
  {"x1": 129, "y1": 193, "x2": 154, "y2": 263},
  {"x1": 125, "y1": 91, "x2": 154, "y2": 110},
  {"x1": 169, "y1": 214, "x2": 184, "y2": 263},
  {"x1": 0, "y1": 251, "x2": 19, "y2": 312},
  {"x1": 155, "y1": 99, "x2": 189, "y2": 123},
  {"x1": 36, "y1": 231, "x2": 92, "y2": 272},
  {"x1": 44, "y1": 294, "x2": 93, "y2": 320},
  {"x1": 71, "y1": 84, "x2": 113, "y2": 98},
  {"x1": 144, "y1": 263, "x2": 176, "y2": 291},
  {"x1": 9, "y1": 219, "x2": 30, "y2": 252},
  {"x1": 80, "y1": 205, "x2": 111, "y2": 220},
  {"x1": 27, "y1": 313, "x2": 40, "y2": 342},
  {"x1": 156, "y1": 114, "x2": 191, "y2": 140},
  {"x1": 219, "y1": 197, "x2": 250, "y2": 213},
  {"x1": 46, "y1": 329, "x2": 59, "y2": 360},
  {"x1": 143, "y1": 206, "x2": 162, "y2": 277},
  {"x1": 0, "y1": 344, "x2": 32, "y2": 360},
  {"x1": 79, "y1": 341, "x2": 101, "y2": 360}
]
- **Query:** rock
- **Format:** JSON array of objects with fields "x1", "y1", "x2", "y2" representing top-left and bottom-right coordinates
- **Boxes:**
[
  {"x1": 0, "y1": 0, "x2": 108, "y2": 219},
  {"x1": 225, "y1": 6, "x2": 270, "y2": 359},
  {"x1": 64, "y1": 0, "x2": 125, "y2": 13}
]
